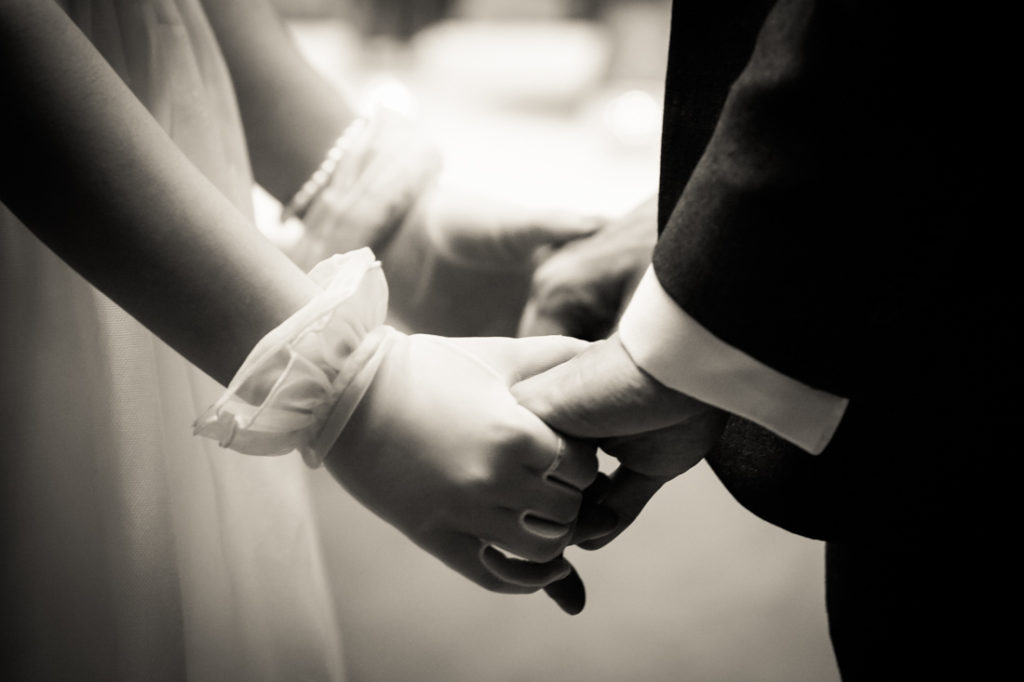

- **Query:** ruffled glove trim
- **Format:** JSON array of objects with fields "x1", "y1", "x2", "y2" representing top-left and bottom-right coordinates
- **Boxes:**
[{"x1": 193, "y1": 247, "x2": 395, "y2": 467}]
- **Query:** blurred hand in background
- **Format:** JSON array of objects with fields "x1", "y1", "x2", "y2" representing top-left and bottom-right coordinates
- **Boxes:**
[
  {"x1": 518, "y1": 193, "x2": 656, "y2": 340},
  {"x1": 289, "y1": 108, "x2": 603, "y2": 337},
  {"x1": 382, "y1": 184, "x2": 603, "y2": 336}
]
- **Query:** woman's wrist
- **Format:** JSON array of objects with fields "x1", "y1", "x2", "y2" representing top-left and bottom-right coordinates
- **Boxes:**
[
  {"x1": 280, "y1": 116, "x2": 370, "y2": 221},
  {"x1": 289, "y1": 109, "x2": 443, "y2": 270}
]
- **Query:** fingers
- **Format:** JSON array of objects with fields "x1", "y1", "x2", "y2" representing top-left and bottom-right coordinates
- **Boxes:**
[
  {"x1": 479, "y1": 545, "x2": 572, "y2": 587},
  {"x1": 544, "y1": 435, "x2": 599, "y2": 490},
  {"x1": 430, "y1": 521, "x2": 583, "y2": 604},
  {"x1": 571, "y1": 473, "x2": 619, "y2": 542},
  {"x1": 512, "y1": 335, "x2": 703, "y2": 439},
  {"x1": 480, "y1": 463, "x2": 589, "y2": 560},
  {"x1": 574, "y1": 501, "x2": 620, "y2": 545},
  {"x1": 482, "y1": 547, "x2": 588, "y2": 616},
  {"x1": 542, "y1": 565, "x2": 587, "y2": 615},
  {"x1": 488, "y1": 506, "x2": 574, "y2": 563},
  {"x1": 515, "y1": 480, "x2": 581, "y2": 527},
  {"x1": 599, "y1": 413, "x2": 726, "y2": 480},
  {"x1": 505, "y1": 335, "x2": 590, "y2": 382},
  {"x1": 459, "y1": 456, "x2": 582, "y2": 562},
  {"x1": 517, "y1": 201, "x2": 656, "y2": 339},
  {"x1": 521, "y1": 512, "x2": 574, "y2": 539},
  {"x1": 431, "y1": 533, "x2": 540, "y2": 595},
  {"x1": 575, "y1": 467, "x2": 666, "y2": 550},
  {"x1": 507, "y1": 421, "x2": 598, "y2": 526},
  {"x1": 516, "y1": 297, "x2": 576, "y2": 338},
  {"x1": 444, "y1": 335, "x2": 589, "y2": 386},
  {"x1": 570, "y1": 416, "x2": 726, "y2": 549},
  {"x1": 517, "y1": 247, "x2": 620, "y2": 340},
  {"x1": 510, "y1": 338, "x2": 626, "y2": 439},
  {"x1": 494, "y1": 433, "x2": 598, "y2": 556},
  {"x1": 401, "y1": 525, "x2": 586, "y2": 612},
  {"x1": 517, "y1": 283, "x2": 613, "y2": 340}
]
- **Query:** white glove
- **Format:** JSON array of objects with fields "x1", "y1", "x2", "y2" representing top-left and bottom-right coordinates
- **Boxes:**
[
  {"x1": 194, "y1": 251, "x2": 598, "y2": 605},
  {"x1": 323, "y1": 333, "x2": 598, "y2": 594}
]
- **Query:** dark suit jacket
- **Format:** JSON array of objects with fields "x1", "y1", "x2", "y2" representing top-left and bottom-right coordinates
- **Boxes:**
[
  {"x1": 655, "y1": 1, "x2": 1009, "y2": 674},
  {"x1": 656, "y1": 0, "x2": 1007, "y2": 541}
]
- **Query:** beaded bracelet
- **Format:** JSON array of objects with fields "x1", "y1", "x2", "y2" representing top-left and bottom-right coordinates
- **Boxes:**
[{"x1": 280, "y1": 117, "x2": 370, "y2": 222}]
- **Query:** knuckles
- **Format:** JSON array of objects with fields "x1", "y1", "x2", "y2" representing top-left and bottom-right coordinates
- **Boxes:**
[
  {"x1": 489, "y1": 417, "x2": 556, "y2": 475},
  {"x1": 559, "y1": 446, "x2": 600, "y2": 488}
]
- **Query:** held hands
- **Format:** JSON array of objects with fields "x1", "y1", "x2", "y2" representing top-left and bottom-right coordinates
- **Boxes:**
[
  {"x1": 513, "y1": 197, "x2": 723, "y2": 549},
  {"x1": 512, "y1": 334, "x2": 727, "y2": 549},
  {"x1": 194, "y1": 252, "x2": 599, "y2": 613},
  {"x1": 288, "y1": 123, "x2": 701, "y2": 599},
  {"x1": 323, "y1": 334, "x2": 599, "y2": 612}
]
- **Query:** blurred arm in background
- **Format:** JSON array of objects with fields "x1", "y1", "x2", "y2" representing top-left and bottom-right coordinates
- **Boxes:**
[{"x1": 205, "y1": 0, "x2": 602, "y2": 337}]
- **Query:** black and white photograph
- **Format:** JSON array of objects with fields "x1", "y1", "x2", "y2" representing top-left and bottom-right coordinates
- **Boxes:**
[{"x1": 1, "y1": 0, "x2": 1006, "y2": 680}]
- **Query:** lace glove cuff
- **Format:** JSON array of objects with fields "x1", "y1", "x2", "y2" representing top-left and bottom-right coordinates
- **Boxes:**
[{"x1": 193, "y1": 247, "x2": 395, "y2": 467}]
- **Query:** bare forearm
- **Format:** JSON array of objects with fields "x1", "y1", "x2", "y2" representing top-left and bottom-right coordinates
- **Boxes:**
[
  {"x1": 0, "y1": 0, "x2": 319, "y2": 384},
  {"x1": 199, "y1": 0, "x2": 358, "y2": 202}
]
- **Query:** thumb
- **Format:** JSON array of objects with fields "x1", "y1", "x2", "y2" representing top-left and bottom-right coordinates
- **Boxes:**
[
  {"x1": 575, "y1": 468, "x2": 666, "y2": 550},
  {"x1": 512, "y1": 336, "x2": 696, "y2": 439},
  {"x1": 445, "y1": 335, "x2": 589, "y2": 386},
  {"x1": 542, "y1": 565, "x2": 586, "y2": 615}
]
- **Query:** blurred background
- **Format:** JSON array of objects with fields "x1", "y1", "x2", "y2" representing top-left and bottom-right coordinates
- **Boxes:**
[{"x1": 260, "y1": 1, "x2": 841, "y2": 680}]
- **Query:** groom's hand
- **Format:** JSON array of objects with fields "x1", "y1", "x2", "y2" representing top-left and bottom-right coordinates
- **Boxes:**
[
  {"x1": 512, "y1": 334, "x2": 727, "y2": 549},
  {"x1": 517, "y1": 195, "x2": 657, "y2": 341}
]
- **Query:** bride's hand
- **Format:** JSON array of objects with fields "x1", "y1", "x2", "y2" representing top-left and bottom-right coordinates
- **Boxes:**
[{"x1": 323, "y1": 333, "x2": 599, "y2": 611}]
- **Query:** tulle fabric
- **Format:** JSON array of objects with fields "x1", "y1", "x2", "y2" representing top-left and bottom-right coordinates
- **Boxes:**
[
  {"x1": 0, "y1": 1, "x2": 345, "y2": 679},
  {"x1": 194, "y1": 249, "x2": 393, "y2": 468}
]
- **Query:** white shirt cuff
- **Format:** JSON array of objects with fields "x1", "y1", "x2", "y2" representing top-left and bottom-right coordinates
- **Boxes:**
[{"x1": 617, "y1": 267, "x2": 848, "y2": 455}]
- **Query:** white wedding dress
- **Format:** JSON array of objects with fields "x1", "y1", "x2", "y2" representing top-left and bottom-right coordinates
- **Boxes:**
[{"x1": 0, "y1": 1, "x2": 346, "y2": 679}]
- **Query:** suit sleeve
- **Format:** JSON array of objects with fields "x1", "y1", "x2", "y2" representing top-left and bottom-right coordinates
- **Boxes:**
[
  {"x1": 640, "y1": 0, "x2": 1005, "y2": 537},
  {"x1": 653, "y1": 0, "x2": 890, "y2": 398},
  {"x1": 618, "y1": 265, "x2": 847, "y2": 454}
]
